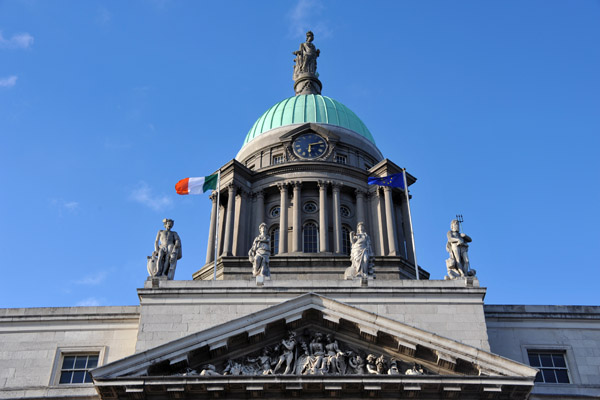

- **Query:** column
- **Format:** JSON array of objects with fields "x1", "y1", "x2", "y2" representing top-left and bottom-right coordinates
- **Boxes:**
[
  {"x1": 401, "y1": 194, "x2": 415, "y2": 263},
  {"x1": 221, "y1": 184, "x2": 235, "y2": 256},
  {"x1": 375, "y1": 188, "x2": 388, "y2": 256},
  {"x1": 205, "y1": 191, "x2": 218, "y2": 264},
  {"x1": 318, "y1": 180, "x2": 329, "y2": 253},
  {"x1": 292, "y1": 181, "x2": 302, "y2": 253},
  {"x1": 232, "y1": 189, "x2": 247, "y2": 256},
  {"x1": 383, "y1": 186, "x2": 398, "y2": 256},
  {"x1": 278, "y1": 183, "x2": 288, "y2": 254},
  {"x1": 355, "y1": 188, "x2": 366, "y2": 227},
  {"x1": 332, "y1": 182, "x2": 343, "y2": 254},
  {"x1": 254, "y1": 190, "x2": 265, "y2": 227}
]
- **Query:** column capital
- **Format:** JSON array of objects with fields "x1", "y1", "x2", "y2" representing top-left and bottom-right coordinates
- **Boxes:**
[
  {"x1": 209, "y1": 191, "x2": 218, "y2": 202},
  {"x1": 331, "y1": 182, "x2": 343, "y2": 192},
  {"x1": 226, "y1": 183, "x2": 236, "y2": 193},
  {"x1": 277, "y1": 182, "x2": 288, "y2": 191},
  {"x1": 317, "y1": 180, "x2": 329, "y2": 189},
  {"x1": 382, "y1": 185, "x2": 393, "y2": 193},
  {"x1": 252, "y1": 189, "x2": 265, "y2": 199},
  {"x1": 238, "y1": 188, "x2": 249, "y2": 198},
  {"x1": 292, "y1": 180, "x2": 302, "y2": 189},
  {"x1": 355, "y1": 188, "x2": 366, "y2": 197}
]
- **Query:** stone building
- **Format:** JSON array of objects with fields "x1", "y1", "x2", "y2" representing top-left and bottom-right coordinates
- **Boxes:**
[{"x1": 1, "y1": 34, "x2": 599, "y2": 400}]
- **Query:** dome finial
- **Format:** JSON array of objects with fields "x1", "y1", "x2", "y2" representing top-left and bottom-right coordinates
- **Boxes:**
[{"x1": 292, "y1": 31, "x2": 322, "y2": 95}]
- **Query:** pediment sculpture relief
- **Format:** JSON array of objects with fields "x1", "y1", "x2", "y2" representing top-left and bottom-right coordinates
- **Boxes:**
[{"x1": 166, "y1": 330, "x2": 430, "y2": 377}]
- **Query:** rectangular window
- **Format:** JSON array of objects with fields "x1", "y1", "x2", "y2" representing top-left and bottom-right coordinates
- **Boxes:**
[
  {"x1": 59, "y1": 354, "x2": 99, "y2": 384},
  {"x1": 334, "y1": 154, "x2": 347, "y2": 164},
  {"x1": 272, "y1": 155, "x2": 284, "y2": 165},
  {"x1": 527, "y1": 351, "x2": 570, "y2": 384}
]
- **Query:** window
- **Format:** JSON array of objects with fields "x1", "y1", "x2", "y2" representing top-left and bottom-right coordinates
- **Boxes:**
[
  {"x1": 334, "y1": 154, "x2": 347, "y2": 164},
  {"x1": 303, "y1": 222, "x2": 318, "y2": 253},
  {"x1": 342, "y1": 226, "x2": 352, "y2": 255},
  {"x1": 59, "y1": 354, "x2": 98, "y2": 384},
  {"x1": 303, "y1": 201, "x2": 318, "y2": 213},
  {"x1": 528, "y1": 351, "x2": 570, "y2": 384},
  {"x1": 272, "y1": 154, "x2": 285, "y2": 165},
  {"x1": 340, "y1": 205, "x2": 351, "y2": 218},
  {"x1": 270, "y1": 226, "x2": 279, "y2": 255},
  {"x1": 270, "y1": 206, "x2": 280, "y2": 218}
]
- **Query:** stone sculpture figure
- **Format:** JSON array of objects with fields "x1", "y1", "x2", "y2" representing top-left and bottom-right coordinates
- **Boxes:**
[
  {"x1": 200, "y1": 364, "x2": 220, "y2": 376},
  {"x1": 405, "y1": 363, "x2": 425, "y2": 375},
  {"x1": 348, "y1": 353, "x2": 365, "y2": 374},
  {"x1": 308, "y1": 332, "x2": 328, "y2": 374},
  {"x1": 248, "y1": 223, "x2": 271, "y2": 282},
  {"x1": 273, "y1": 331, "x2": 297, "y2": 375},
  {"x1": 246, "y1": 348, "x2": 274, "y2": 375},
  {"x1": 366, "y1": 354, "x2": 379, "y2": 374},
  {"x1": 445, "y1": 219, "x2": 476, "y2": 280},
  {"x1": 293, "y1": 31, "x2": 320, "y2": 78},
  {"x1": 345, "y1": 222, "x2": 375, "y2": 280},
  {"x1": 325, "y1": 334, "x2": 346, "y2": 374},
  {"x1": 147, "y1": 218, "x2": 182, "y2": 280},
  {"x1": 388, "y1": 359, "x2": 400, "y2": 375}
]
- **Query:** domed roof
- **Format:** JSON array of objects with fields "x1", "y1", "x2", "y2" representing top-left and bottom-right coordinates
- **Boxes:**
[{"x1": 242, "y1": 94, "x2": 375, "y2": 147}]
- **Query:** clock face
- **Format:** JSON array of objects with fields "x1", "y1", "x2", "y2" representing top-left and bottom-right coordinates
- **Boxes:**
[{"x1": 292, "y1": 133, "x2": 328, "y2": 159}]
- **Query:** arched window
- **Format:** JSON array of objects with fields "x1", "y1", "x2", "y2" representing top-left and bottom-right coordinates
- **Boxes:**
[
  {"x1": 270, "y1": 226, "x2": 279, "y2": 255},
  {"x1": 303, "y1": 222, "x2": 319, "y2": 253},
  {"x1": 342, "y1": 226, "x2": 352, "y2": 255}
]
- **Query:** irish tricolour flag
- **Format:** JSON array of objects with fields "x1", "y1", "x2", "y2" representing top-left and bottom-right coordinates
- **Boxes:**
[{"x1": 175, "y1": 174, "x2": 218, "y2": 195}]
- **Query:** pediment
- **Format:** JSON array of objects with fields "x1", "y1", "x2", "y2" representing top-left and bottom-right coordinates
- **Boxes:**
[
  {"x1": 278, "y1": 123, "x2": 341, "y2": 143},
  {"x1": 92, "y1": 293, "x2": 536, "y2": 399}
]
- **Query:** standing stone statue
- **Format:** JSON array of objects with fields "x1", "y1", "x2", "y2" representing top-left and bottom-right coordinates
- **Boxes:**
[
  {"x1": 147, "y1": 218, "x2": 182, "y2": 280},
  {"x1": 249, "y1": 223, "x2": 271, "y2": 283},
  {"x1": 445, "y1": 219, "x2": 476, "y2": 280},
  {"x1": 293, "y1": 31, "x2": 322, "y2": 95},
  {"x1": 345, "y1": 222, "x2": 375, "y2": 280}
]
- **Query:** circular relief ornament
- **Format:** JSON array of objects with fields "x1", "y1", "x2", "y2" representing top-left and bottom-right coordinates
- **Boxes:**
[
  {"x1": 303, "y1": 201, "x2": 318, "y2": 213},
  {"x1": 270, "y1": 206, "x2": 281, "y2": 218},
  {"x1": 292, "y1": 133, "x2": 328, "y2": 159}
]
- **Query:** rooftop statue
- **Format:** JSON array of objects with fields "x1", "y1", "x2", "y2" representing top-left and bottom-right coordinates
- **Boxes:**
[
  {"x1": 293, "y1": 31, "x2": 322, "y2": 95},
  {"x1": 445, "y1": 219, "x2": 476, "y2": 280},
  {"x1": 249, "y1": 223, "x2": 271, "y2": 283},
  {"x1": 147, "y1": 218, "x2": 182, "y2": 280},
  {"x1": 344, "y1": 222, "x2": 375, "y2": 280}
]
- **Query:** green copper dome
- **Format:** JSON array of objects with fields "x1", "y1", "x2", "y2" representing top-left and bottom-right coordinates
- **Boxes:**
[{"x1": 243, "y1": 94, "x2": 375, "y2": 146}]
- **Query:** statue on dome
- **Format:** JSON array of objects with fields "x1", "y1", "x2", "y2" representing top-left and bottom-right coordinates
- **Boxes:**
[
  {"x1": 445, "y1": 218, "x2": 476, "y2": 280},
  {"x1": 249, "y1": 223, "x2": 271, "y2": 283},
  {"x1": 293, "y1": 30, "x2": 320, "y2": 78},
  {"x1": 345, "y1": 222, "x2": 375, "y2": 280},
  {"x1": 147, "y1": 218, "x2": 182, "y2": 280}
]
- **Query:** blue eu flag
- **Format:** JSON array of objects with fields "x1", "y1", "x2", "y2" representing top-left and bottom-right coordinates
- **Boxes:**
[{"x1": 367, "y1": 173, "x2": 405, "y2": 189}]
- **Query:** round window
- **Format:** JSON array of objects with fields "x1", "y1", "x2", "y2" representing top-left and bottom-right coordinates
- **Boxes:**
[
  {"x1": 303, "y1": 201, "x2": 318, "y2": 213},
  {"x1": 340, "y1": 205, "x2": 351, "y2": 218},
  {"x1": 270, "y1": 206, "x2": 280, "y2": 218}
]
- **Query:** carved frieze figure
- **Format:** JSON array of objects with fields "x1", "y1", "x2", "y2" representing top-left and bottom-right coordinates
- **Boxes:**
[
  {"x1": 308, "y1": 332, "x2": 328, "y2": 374},
  {"x1": 405, "y1": 363, "x2": 425, "y2": 375},
  {"x1": 445, "y1": 219, "x2": 476, "y2": 280},
  {"x1": 325, "y1": 334, "x2": 346, "y2": 374},
  {"x1": 366, "y1": 354, "x2": 379, "y2": 374},
  {"x1": 345, "y1": 222, "x2": 375, "y2": 280},
  {"x1": 246, "y1": 348, "x2": 274, "y2": 375},
  {"x1": 348, "y1": 353, "x2": 365, "y2": 374},
  {"x1": 295, "y1": 341, "x2": 312, "y2": 375},
  {"x1": 273, "y1": 331, "x2": 297, "y2": 375},
  {"x1": 200, "y1": 364, "x2": 220, "y2": 376},
  {"x1": 147, "y1": 218, "x2": 182, "y2": 280},
  {"x1": 223, "y1": 359, "x2": 243, "y2": 375},
  {"x1": 293, "y1": 31, "x2": 320, "y2": 79},
  {"x1": 248, "y1": 223, "x2": 271, "y2": 279},
  {"x1": 388, "y1": 359, "x2": 400, "y2": 375}
]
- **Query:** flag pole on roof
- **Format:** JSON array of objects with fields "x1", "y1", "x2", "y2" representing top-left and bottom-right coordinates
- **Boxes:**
[
  {"x1": 367, "y1": 170, "x2": 420, "y2": 280},
  {"x1": 175, "y1": 172, "x2": 221, "y2": 280}
]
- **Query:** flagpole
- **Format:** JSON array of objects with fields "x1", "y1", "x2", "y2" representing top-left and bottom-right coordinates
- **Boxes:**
[
  {"x1": 213, "y1": 170, "x2": 221, "y2": 281},
  {"x1": 402, "y1": 168, "x2": 420, "y2": 280}
]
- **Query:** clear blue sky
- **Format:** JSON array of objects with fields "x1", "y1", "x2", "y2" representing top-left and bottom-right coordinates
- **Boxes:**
[{"x1": 1, "y1": 0, "x2": 599, "y2": 308}]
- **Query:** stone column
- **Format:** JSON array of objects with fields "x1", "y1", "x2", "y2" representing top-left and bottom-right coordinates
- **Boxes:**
[
  {"x1": 232, "y1": 189, "x2": 247, "y2": 256},
  {"x1": 355, "y1": 189, "x2": 366, "y2": 226},
  {"x1": 254, "y1": 190, "x2": 265, "y2": 227},
  {"x1": 401, "y1": 194, "x2": 416, "y2": 262},
  {"x1": 318, "y1": 180, "x2": 329, "y2": 253},
  {"x1": 383, "y1": 186, "x2": 398, "y2": 256},
  {"x1": 292, "y1": 181, "x2": 302, "y2": 253},
  {"x1": 332, "y1": 182, "x2": 343, "y2": 254},
  {"x1": 205, "y1": 191, "x2": 218, "y2": 264},
  {"x1": 221, "y1": 184, "x2": 235, "y2": 256},
  {"x1": 278, "y1": 183, "x2": 288, "y2": 254}
]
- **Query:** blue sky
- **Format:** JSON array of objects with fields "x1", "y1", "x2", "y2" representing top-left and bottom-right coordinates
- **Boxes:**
[{"x1": 1, "y1": 0, "x2": 599, "y2": 308}]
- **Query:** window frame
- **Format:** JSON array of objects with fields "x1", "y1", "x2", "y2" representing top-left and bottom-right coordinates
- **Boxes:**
[
  {"x1": 270, "y1": 225, "x2": 279, "y2": 255},
  {"x1": 50, "y1": 346, "x2": 106, "y2": 386},
  {"x1": 521, "y1": 345, "x2": 578, "y2": 385},
  {"x1": 334, "y1": 154, "x2": 347, "y2": 165},
  {"x1": 272, "y1": 154, "x2": 285, "y2": 165},
  {"x1": 302, "y1": 221, "x2": 319, "y2": 253}
]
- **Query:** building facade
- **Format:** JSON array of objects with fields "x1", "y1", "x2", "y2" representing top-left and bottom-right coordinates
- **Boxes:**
[{"x1": 1, "y1": 34, "x2": 599, "y2": 400}]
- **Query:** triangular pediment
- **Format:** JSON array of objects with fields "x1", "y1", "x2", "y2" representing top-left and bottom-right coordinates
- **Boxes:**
[{"x1": 92, "y1": 293, "x2": 536, "y2": 399}]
